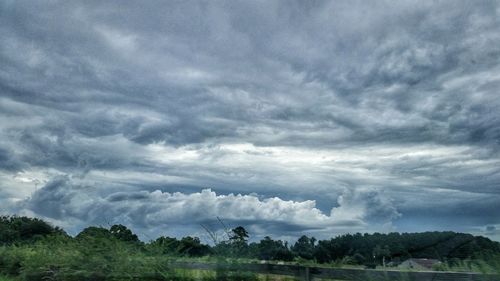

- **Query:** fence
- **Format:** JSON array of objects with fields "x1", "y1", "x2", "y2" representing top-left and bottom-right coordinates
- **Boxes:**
[{"x1": 170, "y1": 261, "x2": 500, "y2": 281}]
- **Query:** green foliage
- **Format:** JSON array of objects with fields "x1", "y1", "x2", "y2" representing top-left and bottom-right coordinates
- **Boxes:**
[
  {"x1": 75, "y1": 226, "x2": 113, "y2": 240},
  {"x1": 147, "y1": 236, "x2": 211, "y2": 257},
  {"x1": 253, "y1": 236, "x2": 294, "y2": 261},
  {"x1": 291, "y1": 235, "x2": 315, "y2": 260},
  {"x1": 0, "y1": 245, "x2": 26, "y2": 275},
  {"x1": 433, "y1": 254, "x2": 500, "y2": 274},
  {"x1": 1, "y1": 215, "x2": 500, "y2": 280},
  {"x1": 310, "y1": 231, "x2": 500, "y2": 265},
  {"x1": 177, "y1": 237, "x2": 211, "y2": 257},
  {"x1": 0, "y1": 216, "x2": 66, "y2": 245},
  {"x1": 229, "y1": 227, "x2": 248, "y2": 243},
  {"x1": 109, "y1": 224, "x2": 140, "y2": 243},
  {"x1": 0, "y1": 275, "x2": 17, "y2": 281},
  {"x1": 13, "y1": 234, "x2": 170, "y2": 281},
  {"x1": 148, "y1": 236, "x2": 181, "y2": 255}
]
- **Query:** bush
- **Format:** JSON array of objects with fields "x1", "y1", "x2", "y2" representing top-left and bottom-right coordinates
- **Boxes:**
[
  {"x1": 0, "y1": 245, "x2": 27, "y2": 276},
  {"x1": 19, "y1": 234, "x2": 157, "y2": 281}
]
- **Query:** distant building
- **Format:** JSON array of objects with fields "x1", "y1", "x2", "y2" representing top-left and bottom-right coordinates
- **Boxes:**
[{"x1": 397, "y1": 258, "x2": 441, "y2": 271}]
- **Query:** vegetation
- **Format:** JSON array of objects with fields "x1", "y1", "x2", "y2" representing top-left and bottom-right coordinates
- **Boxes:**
[{"x1": 0, "y1": 215, "x2": 499, "y2": 280}]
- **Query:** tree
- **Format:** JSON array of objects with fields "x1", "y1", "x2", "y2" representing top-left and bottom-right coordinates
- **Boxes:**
[
  {"x1": 0, "y1": 216, "x2": 66, "y2": 244},
  {"x1": 109, "y1": 224, "x2": 139, "y2": 243},
  {"x1": 76, "y1": 226, "x2": 112, "y2": 240},
  {"x1": 353, "y1": 253, "x2": 366, "y2": 264},
  {"x1": 292, "y1": 235, "x2": 316, "y2": 260},
  {"x1": 257, "y1": 236, "x2": 295, "y2": 261},
  {"x1": 177, "y1": 236, "x2": 211, "y2": 257},
  {"x1": 372, "y1": 244, "x2": 390, "y2": 265},
  {"x1": 149, "y1": 236, "x2": 180, "y2": 255},
  {"x1": 224, "y1": 226, "x2": 249, "y2": 257},
  {"x1": 229, "y1": 226, "x2": 249, "y2": 243}
]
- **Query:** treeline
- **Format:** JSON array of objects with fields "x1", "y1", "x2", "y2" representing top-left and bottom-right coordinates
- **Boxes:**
[
  {"x1": 1, "y1": 216, "x2": 500, "y2": 280},
  {"x1": 207, "y1": 228, "x2": 500, "y2": 266},
  {"x1": 2, "y1": 216, "x2": 500, "y2": 263}
]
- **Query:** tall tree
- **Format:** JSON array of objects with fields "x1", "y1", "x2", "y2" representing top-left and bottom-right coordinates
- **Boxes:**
[
  {"x1": 292, "y1": 235, "x2": 316, "y2": 260},
  {"x1": 229, "y1": 226, "x2": 249, "y2": 243}
]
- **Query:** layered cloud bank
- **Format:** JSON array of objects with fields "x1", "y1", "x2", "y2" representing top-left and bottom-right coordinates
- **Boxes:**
[
  {"x1": 1, "y1": 1, "x2": 500, "y2": 240},
  {"x1": 11, "y1": 175, "x2": 399, "y2": 239}
]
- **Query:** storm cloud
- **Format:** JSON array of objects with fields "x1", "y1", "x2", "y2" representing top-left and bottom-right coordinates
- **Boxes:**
[
  {"x1": 15, "y1": 176, "x2": 399, "y2": 240},
  {"x1": 1, "y1": 0, "x2": 500, "y2": 241}
]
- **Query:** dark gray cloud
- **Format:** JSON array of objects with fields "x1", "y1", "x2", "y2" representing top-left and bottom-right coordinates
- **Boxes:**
[
  {"x1": 0, "y1": 146, "x2": 24, "y2": 171},
  {"x1": 1, "y1": 0, "x2": 500, "y2": 240},
  {"x1": 16, "y1": 176, "x2": 399, "y2": 239}
]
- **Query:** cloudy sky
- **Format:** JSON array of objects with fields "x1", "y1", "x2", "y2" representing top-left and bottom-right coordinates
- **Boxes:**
[{"x1": 1, "y1": 0, "x2": 500, "y2": 242}]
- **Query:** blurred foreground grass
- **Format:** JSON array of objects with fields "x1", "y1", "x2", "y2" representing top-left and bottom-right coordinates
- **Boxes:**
[{"x1": 1, "y1": 234, "x2": 499, "y2": 281}]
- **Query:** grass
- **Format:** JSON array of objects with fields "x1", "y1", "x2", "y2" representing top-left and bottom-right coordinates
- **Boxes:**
[
  {"x1": 1, "y1": 236, "x2": 500, "y2": 281},
  {"x1": 0, "y1": 275, "x2": 17, "y2": 281}
]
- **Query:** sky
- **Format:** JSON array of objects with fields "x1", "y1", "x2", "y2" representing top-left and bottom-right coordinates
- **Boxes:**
[{"x1": 1, "y1": 0, "x2": 500, "y2": 243}]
